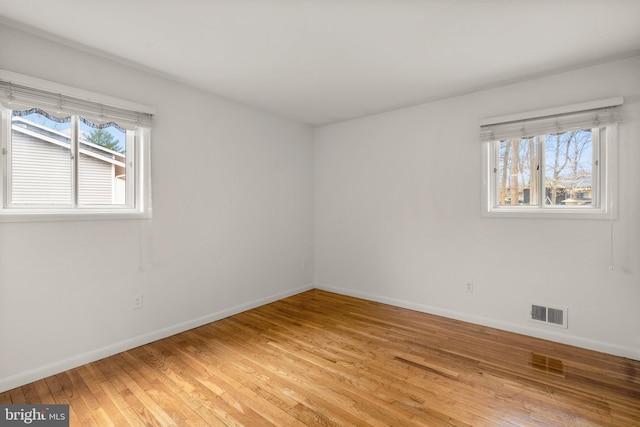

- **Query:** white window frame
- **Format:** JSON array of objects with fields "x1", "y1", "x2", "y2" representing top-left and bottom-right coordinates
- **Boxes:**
[
  {"x1": 0, "y1": 70, "x2": 153, "y2": 222},
  {"x1": 481, "y1": 98, "x2": 621, "y2": 219}
]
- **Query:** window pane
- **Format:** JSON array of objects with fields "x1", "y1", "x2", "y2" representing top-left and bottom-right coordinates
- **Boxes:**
[
  {"x1": 10, "y1": 110, "x2": 72, "y2": 205},
  {"x1": 78, "y1": 117, "x2": 128, "y2": 205},
  {"x1": 497, "y1": 138, "x2": 539, "y2": 206},
  {"x1": 544, "y1": 130, "x2": 593, "y2": 206}
]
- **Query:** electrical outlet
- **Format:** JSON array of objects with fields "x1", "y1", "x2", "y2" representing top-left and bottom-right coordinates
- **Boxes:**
[
  {"x1": 133, "y1": 294, "x2": 143, "y2": 310},
  {"x1": 466, "y1": 282, "x2": 473, "y2": 293}
]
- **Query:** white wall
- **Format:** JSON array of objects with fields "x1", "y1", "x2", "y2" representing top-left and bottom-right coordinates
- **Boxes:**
[
  {"x1": 315, "y1": 56, "x2": 640, "y2": 359},
  {"x1": 0, "y1": 24, "x2": 314, "y2": 392}
]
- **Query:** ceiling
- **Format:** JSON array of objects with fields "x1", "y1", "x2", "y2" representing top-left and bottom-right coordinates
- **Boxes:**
[{"x1": 1, "y1": 1, "x2": 639, "y2": 126}]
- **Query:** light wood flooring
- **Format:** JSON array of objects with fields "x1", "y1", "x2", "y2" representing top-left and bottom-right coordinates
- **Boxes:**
[{"x1": 1, "y1": 289, "x2": 639, "y2": 426}]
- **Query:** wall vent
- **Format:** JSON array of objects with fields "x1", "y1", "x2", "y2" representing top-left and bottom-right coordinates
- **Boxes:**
[
  {"x1": 531, "y1": 305, "x2": 547, "y2": 322},
  {"x1": 530, "y1": 304, "x2": 567, "y2": 328}
]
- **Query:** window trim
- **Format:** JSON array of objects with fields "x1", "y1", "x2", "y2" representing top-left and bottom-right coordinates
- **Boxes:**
[
  {"x1": 0, "y1": 70, "x2": 153, "y2": 222},
  {"x1": 481, "y1": 100, "x2": 620, "y2": 220}
]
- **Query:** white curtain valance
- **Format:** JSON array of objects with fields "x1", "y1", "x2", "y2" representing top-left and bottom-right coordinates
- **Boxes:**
[
  {"x1": 480, "y1": 99, "x2": 623, "y2": 143},
  {"x1": 0, "y1": 79, "x2": 152, "y2": 130}
]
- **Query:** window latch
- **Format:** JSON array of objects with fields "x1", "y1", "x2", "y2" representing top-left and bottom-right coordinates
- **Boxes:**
[{"x1": 1, "y1": 148, "x2": 6, "y2": 155}]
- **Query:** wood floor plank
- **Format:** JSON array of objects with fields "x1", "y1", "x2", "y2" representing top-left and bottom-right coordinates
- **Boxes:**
[
  {"x1": 178, "y1": 335, "x2": 307, "y2": 426},
  {"x1": 75, "y1": 364, "x2": 130, "y2": 427},
  {"x1": 1, "y1": 289, "x2": 639, "y2": 426},
  {"x1": 8, "y1": 387, "x2": 26, "y2": 404},
  {"x1": 123, "y1": 347, "x2": 252, "y2": 425},
  {"x1": 55, "y1": 371, "x2": 100, "y2": 426},
  {"x1": 98, "y1": 379, "x2": 148, "y2": 427},
  {"x1": 148, "y1": 337, "x2": 302, "y2": 426}
]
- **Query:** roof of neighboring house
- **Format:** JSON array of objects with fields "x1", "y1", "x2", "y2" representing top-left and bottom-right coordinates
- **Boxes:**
[{"x1": 11, "y1": 117, "x2": 126, "y2": 168}]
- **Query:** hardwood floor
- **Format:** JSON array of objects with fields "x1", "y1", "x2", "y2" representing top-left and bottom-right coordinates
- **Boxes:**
[{"x1": 1, "y1": 289, "x2": 639, "y2": 426}]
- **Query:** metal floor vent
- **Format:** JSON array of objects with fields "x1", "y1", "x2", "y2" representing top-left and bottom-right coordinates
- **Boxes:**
[{"x1": 530, "y1": 304, "x2": 568, "y2": 328}]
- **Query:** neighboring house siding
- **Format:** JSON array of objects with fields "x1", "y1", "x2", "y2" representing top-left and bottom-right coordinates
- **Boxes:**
[
  {"x1": 78, "y1": 153, "x2": 115, "y2": 204},
  {"x1": 10, "y1": 130, "x2": 115, "y2": 205},
  {"x1": 11, "y1": 131, "x2": 71, "y2": 204}
]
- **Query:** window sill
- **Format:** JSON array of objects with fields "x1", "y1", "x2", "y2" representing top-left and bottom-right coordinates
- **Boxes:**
[
  {"x1": 482, "y1": 207, "x2": 613, "y2": 220},
  {"x1": 0, "y1": 209, "x2": 150, "y2": 222}
]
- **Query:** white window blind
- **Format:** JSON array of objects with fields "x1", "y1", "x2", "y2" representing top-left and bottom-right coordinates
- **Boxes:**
[
  {"x1": 0, "y1": 79, "x2": 152, "y2": 130},
  {"x1": 480, "y1": 98, "x2": 623, "y2": 143}
]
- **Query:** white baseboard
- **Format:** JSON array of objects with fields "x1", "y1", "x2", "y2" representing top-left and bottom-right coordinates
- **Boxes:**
[
  {"x1": 315, "y1": 283, "x2": 640, "y2": 361},
  {"x1": 0, "y1": 283, "x2": 314, "y2": 393},
  {"x1": 4, "y1": 281, "x2": 636, "y2": 394}
]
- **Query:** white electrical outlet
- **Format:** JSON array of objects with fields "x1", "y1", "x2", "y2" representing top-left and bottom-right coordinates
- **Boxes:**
[
  {"x1": 133, "y1": 294, "x2": 143, "y2": 310},
  {"x1": 466, "y1": 282, "x2": 473, "y2": 293}
]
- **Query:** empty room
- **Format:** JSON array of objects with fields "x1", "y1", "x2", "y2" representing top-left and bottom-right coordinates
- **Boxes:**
[{"x1": 0, "y1": 1, "x2": 639, "y2": 426}]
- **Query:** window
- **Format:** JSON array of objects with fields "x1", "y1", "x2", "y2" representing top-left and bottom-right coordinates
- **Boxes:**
[
  {"x1": 0, "y1": 71, "x2": 153, "y2": 221},
  {"x1": 481, "y1": 98, "x2": 622, "y2": 219}
]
